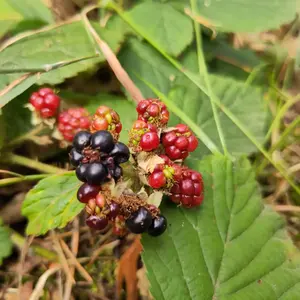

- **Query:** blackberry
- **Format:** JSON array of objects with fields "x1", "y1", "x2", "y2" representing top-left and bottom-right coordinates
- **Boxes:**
[
  {"x1": 69, "y1": 148, "x2": 83, "y2": 167},
  {"x1": 76, "y1": 164, "x2": 88, "y2": 182},
  {"x1": 170, "y1": 169, "x2": 204, "y2": 207},
  {"x1": 77, "y1": 183, "x2": 101, "y2": 203},
  {"x1": 162, "y1": 124, "x2": 198, "y2": 161},
  {"x1": 90, "y1": 106, "x2": 122, "y2": 139},
  {"x1": 85, "y1": 162, "x2": 108, "y2": 185},
  {"x1": 73, "y1": 131, "x2": 92, "y2": 150},
  {"x1": 148, "y1": 215, "x2": 167, "y2": 236},
  {"x1": 126, "y1": 207, "x2": 152, "y2": 234},
  {"x1": 86, "y1": 215, "x2": 108, "y2": 230},
  {"x1": 90, "y1": 130, "x2": 114, "y2": 153},
  {"x1": 109, "y1": 142, "x2": 130, "y2": 164}
]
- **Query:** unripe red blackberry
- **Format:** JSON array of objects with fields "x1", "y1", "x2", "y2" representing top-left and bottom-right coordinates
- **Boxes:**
[
  {"x1": 162, "y1": 124, "x2": 198, "y2": 160},
  {"x1": 90, "y1": 106, "x2": 122, "y2": 140},
  {"x1": 129, "y1": 120, "x2": 159, "y2": 152},
  {"x1": 29, "y1": 87, "x2": 60, "y2": 118},
  {"x1": 136, "y1": 99, "x2": 169, "y2": 127},
  {"x1": 58, "y1": 108, "x2": 90, "y2": 142},
  {"x1": 170, "y1": 169, "x2": 204, "y2": 208},
  {"x1": 148, "y1": 171, "x2": 167, "y2": 189},
  {"x1": 148, "y1": 155, "x2": 180, "y2": 189}
]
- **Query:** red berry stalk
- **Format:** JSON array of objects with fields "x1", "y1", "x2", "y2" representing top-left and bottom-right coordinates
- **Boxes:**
[
  {"x1": 162, "y1": 124, "x2": 198, "y2": 160},
  {"x1": 90, "y1": 106, "x2": 122, "y2": 140},
  {"x1": 29, "y1": 88, "x2": 60, "y2": 118},
  {"x1": 58, "y1": 108, "x2": 90, "y2": 142}
]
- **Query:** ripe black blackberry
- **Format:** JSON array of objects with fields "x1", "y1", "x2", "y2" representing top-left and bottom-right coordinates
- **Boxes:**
[
  {"x1": 125, "y1": 207, "x2": 152, "y2": 234},
  {"x1": 69, "y1": 130, "x2": 130, "y2": 185},
  {"x1": 148, "y1": 215, "x2": 167, "y2": 236}
]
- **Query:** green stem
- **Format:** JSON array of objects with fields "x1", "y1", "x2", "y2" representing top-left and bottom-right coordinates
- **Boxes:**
[
  {"x1": 5, "y1": 124, "x2": 45, "y2": 149},
  {"x1": 265, "y1": 95, "x2": 299, "y2": 142},
  {"x1": 190, "y1": 0, "x2": 227, "y2": 155},
  {"x1": 11, "y1": 230, "x2": 57, "y2": 261},
  {"x1": 3, "y1": 154, "x2": 65, "y2": 174},
  {"x1": 0, "y1": 174, "x2": 49, "y2": 187},
  {"x1": 256, "y1": 116, "x2": 300, "y2": 174}
]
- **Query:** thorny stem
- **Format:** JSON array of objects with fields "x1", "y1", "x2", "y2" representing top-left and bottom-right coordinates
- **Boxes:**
[{"x1": 3, "y1": 154, "x2": 65, "y2": 174}]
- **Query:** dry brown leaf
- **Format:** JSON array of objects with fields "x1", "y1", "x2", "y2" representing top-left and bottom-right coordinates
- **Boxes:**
[
  {"x1": 184, "y1": 8, "x2": 219, "y2": 38},
  {"x1": 137, "y1": 152, "x2": 165, "y2": 174},
  {"x1": 116, "y1": 237, "x2": 143, "y2": 300},
  {"x1": 137, "y1": 267, "x2": 153, "y2": 300},
  {"x1": 147, "y1": 191, "x2": 163, "y2": 207}
]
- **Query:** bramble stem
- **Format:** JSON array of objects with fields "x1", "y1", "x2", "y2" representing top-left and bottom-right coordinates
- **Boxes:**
[{"x1": 3, "y1": 154, "x2": 65, "y2": 174}]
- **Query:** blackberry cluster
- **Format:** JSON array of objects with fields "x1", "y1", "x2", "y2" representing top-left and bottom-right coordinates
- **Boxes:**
[
  {"x1": 129, "y1": 98, "x2": 204, "y2": 209},
  {"x1": 65, "y1": 100, "x2": 204, "y2": 239},
  {"x1": 75, "y1": 182, "x2": 167, "y2": 237},
  {"x1": 70, "y1": 130, "x2": 130, "y2": 184}
]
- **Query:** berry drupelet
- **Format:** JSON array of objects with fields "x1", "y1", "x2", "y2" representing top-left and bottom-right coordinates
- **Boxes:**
[
  {"x1": 58, "y1": 108, "x2": 90, "y2": 142},
  {"x1": 162, "y1": 124, "x2": 198, "y2": 160},
  {"x1": 29, "y1": 87, "x2": 60, "y2": 118}
]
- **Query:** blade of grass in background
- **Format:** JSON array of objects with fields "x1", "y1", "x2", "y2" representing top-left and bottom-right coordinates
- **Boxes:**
[{"x1": 190, "y1": 0, "x2": 228, "y2": 155}]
